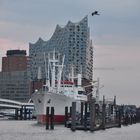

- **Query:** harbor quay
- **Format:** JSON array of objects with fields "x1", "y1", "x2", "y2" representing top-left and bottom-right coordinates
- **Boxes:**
[
  {"x1": 0, "y1": 98, "x2": 35, "y2": 120},
  {"x1": 44, "y1": 96, "x2": 139, "y2": 132},
  {"x1": 0, "y1": 95, "x2": 140, "y2": 133}
]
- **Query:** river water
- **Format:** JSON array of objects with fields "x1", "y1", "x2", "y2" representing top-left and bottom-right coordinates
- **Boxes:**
[{"x1": 0, "y1": 120, "x2": 140, "y2": 140}]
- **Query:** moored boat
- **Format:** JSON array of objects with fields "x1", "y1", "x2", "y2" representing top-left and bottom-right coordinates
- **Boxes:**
[{"x1": 31, "y1": 51, "x2": 87, "y2": 124}]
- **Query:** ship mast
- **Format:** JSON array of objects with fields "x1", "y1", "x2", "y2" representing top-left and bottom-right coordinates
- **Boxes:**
[
  {"x1": 44, "y1": 52, "x2": 50, "y2": 91},
  {"x1": 96, "y1": 77, "x2": 100, "y2": 103},
  {"x1": 57, "y1": 54, "x2": 65, "y2": 93},
  {"x1": 51, "y1": 50, "x2": 56, "y2": 89}
]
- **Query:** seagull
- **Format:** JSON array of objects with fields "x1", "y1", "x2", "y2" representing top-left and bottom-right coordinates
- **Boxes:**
[{"x1": 91, "y1": 11, "x2": 100, "y2": 16}]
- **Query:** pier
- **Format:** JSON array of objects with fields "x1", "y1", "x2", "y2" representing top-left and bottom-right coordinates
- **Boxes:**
[
  {"x1": 64, "y1": 96, "x2": 139, "y2": 132},
  {"x1": 0, "y1": 98, "x2": 35, "y2": 120}
]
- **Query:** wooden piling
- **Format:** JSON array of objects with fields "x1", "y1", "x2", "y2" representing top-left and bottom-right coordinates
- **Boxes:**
[
  {"x1": 108, "y1": 104, "x2": 111, "y2": 116},
  {"x1": 70, "y1": 106, "x2": 72, "y2": 117},
  {"x1": 124, "y1": 114, "x2": 129, "y2": 125},
  {"x1": 80, "y1": 102, "x2": 84, "y2": 125},
  {"x1": 71, "y1": 102, "x2": 76, "y2": 131},
  {"x1": 84, "y1": 102, "x2": 88, "y2": 131},
  {"x1": 114, "y1": 96, "x2": 116, "y2": 107},
  {"x1": 90, "y1": 98, "x2": 96, "y2": 132},
  {"x1": 110, "y1": 105, "x2": 114, "y2": 114},
  {"x1": 24, "y1": 107, "x2": 27, "y2": 120},
  {"x1": 134, "y1": 114, "x2": 136, "y2": 124},
  {"x1": 28, "y1": 109, "x2": 31, "y2": 120},
  {"x1": 101, "y1": 96, "x2": 106, "y2": 130},
  {"x1": 50, "y1": 107, "x2": 54, "y2": 130},
  {"x1": 118, "y1": 110, "x2": 122, "y2": 127},
  {"x1": 20, "y1": 107, "x2": 23, "y2": 120},
  {"x1": 15, "y1": 108, "x2": 18, "y2": 120},
  {"x1": 46, "y1": 107, "x2": 50, "y2": 130},
  {"x1": 65, "y1": 106, "x2": 68, "y2": 127}
]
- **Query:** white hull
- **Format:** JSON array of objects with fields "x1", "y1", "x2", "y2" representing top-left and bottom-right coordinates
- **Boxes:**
[{"x1": 31, "y1": 91, "x2": 83, "y2": 123}]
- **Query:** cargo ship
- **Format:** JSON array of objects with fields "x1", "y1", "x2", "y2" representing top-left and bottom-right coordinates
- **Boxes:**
[{"x1": 31, "y1": 51, "x2": 87, "y2": 124}]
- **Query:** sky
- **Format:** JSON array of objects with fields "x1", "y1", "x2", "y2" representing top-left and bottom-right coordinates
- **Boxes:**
[{"x1": 0, "y1": 0, "x2": 140, "y2": 106}]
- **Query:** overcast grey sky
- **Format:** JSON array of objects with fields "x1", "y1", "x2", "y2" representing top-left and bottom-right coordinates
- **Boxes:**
[{"x1": 0, "y1": 0, "x2": 140, "y2": 105}]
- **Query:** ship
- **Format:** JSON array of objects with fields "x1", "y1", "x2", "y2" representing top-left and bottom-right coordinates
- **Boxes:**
[{"x1": 31, "y1": 51, "x2": 88, "y2": 124}]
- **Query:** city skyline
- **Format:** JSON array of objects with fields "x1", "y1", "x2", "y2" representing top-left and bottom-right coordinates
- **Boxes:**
[{"x1": 0, "y1": 0, "x2": 140, "y2": 105}]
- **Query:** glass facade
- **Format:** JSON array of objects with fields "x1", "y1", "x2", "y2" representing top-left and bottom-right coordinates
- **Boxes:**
[
  {"x1": 29, "y1": 16, "x2": 93, "y2": 81},
  {"x1": 0, "y1": 71, "x2": 30, "y2": 102}
]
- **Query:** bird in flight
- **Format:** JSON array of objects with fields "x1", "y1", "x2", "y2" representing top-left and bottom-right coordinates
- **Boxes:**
[{"x1": 91, "y1": 11, "x2": 100, "y2": 16}]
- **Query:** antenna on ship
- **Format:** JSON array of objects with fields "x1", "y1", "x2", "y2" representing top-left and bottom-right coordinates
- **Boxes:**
[
  {"x1": 47, "y1": 53, "x2": 50, "y2": 89},
  {"x1": 51, "y1": 49, "x2": 56, "y2": 89},
  {"x1": 95, "y1": 78, "x2": 104, "y2": 103},
  {"x1": 44, "y1": 52, "x2": 50, "y2": 91},
  {"x1": 96, "y1": 77, "x2": 100, "y2": 103}
]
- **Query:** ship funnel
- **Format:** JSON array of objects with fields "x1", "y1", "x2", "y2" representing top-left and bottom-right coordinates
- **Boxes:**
[
  {"x1": 77, "y1": 74, "x2": 82, "y2": 86},
  {"x1": 37, "y1": 66, "x2": 42, "y2": 80}
]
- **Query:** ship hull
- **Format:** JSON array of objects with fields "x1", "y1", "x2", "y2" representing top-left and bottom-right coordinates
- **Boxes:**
[
  {"x1": 37, "y1": 114, "x2": 65, "y2": 124},
  {"x1": 31, "y1": 91, "x2": 76, "y2": 124}
]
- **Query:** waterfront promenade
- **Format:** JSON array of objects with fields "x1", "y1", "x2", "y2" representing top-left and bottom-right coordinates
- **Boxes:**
[{"x1": 0, "y1": 120, "x2": 140, "y2": 140}]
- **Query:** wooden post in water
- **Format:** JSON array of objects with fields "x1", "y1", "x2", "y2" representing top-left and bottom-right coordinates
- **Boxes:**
[
  {"x1": 20, "y1": 106, "x2": 23, "y2": 120},
  {"x1": 111, "y1": 104, "x2": 114, "y2": 115},
  {"x1": 46, "y1": 107, "x2": 50, "y2": 130},
  {"x1": 65, "y1": 106, "x2": 68, "y2": 127},
  {"x1": 113, "y1": 96, "x2": 117, "y2": 124},
  {"x1": 108, "y1": 104, "x2": 111, "y2": 117},
  {"x1": 71, "y1": 102, "x2": 76, "y2": 131},
  {"x1": 134, "y1": 114, "x2": 136, "y2": 124},
  {"x1": 84, "y1": 102, "x2": 88, "y2": 131},
  {"x1": 118, "y1": 109, "x2": 122, "y2": 128},
  {"x1": 15, "y1": 108, "x2": 18, "y2": 120},
  {"x1": 81, "y1": 102, "x2": 84, "y2": 125},
  {"x1": 90, "y1": 98, "x2": 96, "y2": 132},
  {"x1": 70, "y1": 106, "x2": 72, "y2": 117},
  {"x1": 114, "y1": 96, "x2": 116, "y2": 107},
  {"x1": 124, "y1": 113, "x2": 128, "y2": 125},
  {"x1": 24, "y1": 106, "x2": 27, "y2": 120},
  {"x1": 28, "y1": 109, "x2": 31, "y2": 120},
  {"x1": 50, "y1": 107, "x2": 54, "y2": 130},
  {"x1": 101, "y1": 96, "x2": 106, "y2": 130}
]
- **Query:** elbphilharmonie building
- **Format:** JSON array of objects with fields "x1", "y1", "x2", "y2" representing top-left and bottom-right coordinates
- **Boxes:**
[{"x1": 29, "y1": 16, "x2": 93, "y2": 81}]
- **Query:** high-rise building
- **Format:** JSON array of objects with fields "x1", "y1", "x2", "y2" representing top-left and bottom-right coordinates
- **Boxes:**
[
  {"x1": 29, "y1": 16, "x2": 93, "y2": 81},
  {"x1": 0, "y1": 50, "x2": 30, "y2": 102},
  {"x1": 2, "y1": 50, "x2": 28, "y2": 72},
  {"x1": 0, "y1": 71, "x2": 30, "y2": 102}
]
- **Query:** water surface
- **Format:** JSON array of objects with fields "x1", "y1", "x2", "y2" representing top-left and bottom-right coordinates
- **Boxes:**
[{"x1": 0, "y1": 120, "x2": 140, "y2": 140}]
